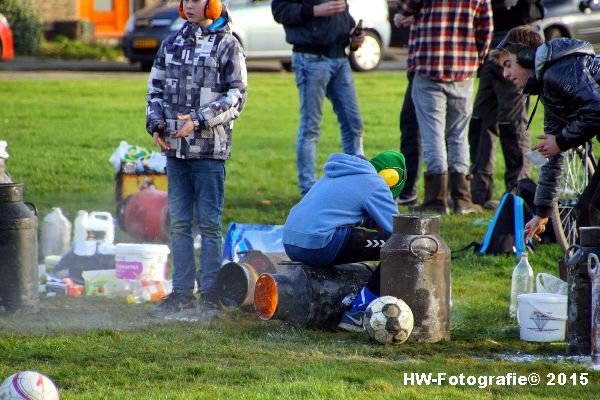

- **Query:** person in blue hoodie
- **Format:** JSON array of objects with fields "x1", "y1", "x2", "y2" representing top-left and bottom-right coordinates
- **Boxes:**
[{"x1": 282, "y1": 150, "x2": 406, "y2": 332}]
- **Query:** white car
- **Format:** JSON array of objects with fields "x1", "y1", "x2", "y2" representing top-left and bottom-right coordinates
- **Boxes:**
[
  {"x1": 228, "y1": 0, "x2": 391, "y2": 72},
  {"x1": 123, "y1": 0, "x2": 391, "y2": 72}
]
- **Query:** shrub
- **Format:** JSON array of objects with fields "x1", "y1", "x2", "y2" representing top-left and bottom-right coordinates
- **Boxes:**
[
  {"x1": 39, "y1": 36, "x2": 123, "y2": 61},
  {"x1": 0, "y1": 0, "x2": 42, "y2": 54}
]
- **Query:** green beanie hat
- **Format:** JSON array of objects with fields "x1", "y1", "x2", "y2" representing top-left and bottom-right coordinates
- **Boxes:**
[{"x1": 369, "y1": 150, "x2": 407, "y2": 199}]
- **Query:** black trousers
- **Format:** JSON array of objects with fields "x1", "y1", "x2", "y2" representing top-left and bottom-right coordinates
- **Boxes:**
[
  {"x1": 469, "y1": 59, "x2": 531, "y2": 204},
  {"x1": 399, "y1": 71, "x2": 421, "y2": 199},
  {"x1": 332, "y1": 228, "x2": 391, "y2": 295},
  {"x1": 577, "y1": 166, "x2": 600, "y2": 229}
]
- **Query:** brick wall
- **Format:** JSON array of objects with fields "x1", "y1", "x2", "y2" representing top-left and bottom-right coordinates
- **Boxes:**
[{"x1": 37, "y1": 0, "x2": 78, "y2": 23}]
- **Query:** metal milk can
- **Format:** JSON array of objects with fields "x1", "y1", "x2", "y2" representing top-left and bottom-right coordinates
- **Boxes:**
[
  {"x1": 380, "y1": 214, "x2": 451, "y2": 342},
  {"x1": 566, "y1": 227, "x2": 600, "y2": 355},
  {"x1": 0, "y1": 183, "x2": 39, "y2": 313},
  {"x1": 588, "y1": 252, "x2": 600, "y2": 367}
]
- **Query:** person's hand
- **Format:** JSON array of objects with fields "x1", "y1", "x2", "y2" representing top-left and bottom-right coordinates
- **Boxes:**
[
  {"x1": 153, "y1": 131, "x2": 170, "y2": 151},
  {"x1": 350, "y1": 32, "x2": 365, "y2": 50},
  {"x1": 393, "y1": 13, "x2": 413, "y2": 28},
  {"x1": 172, "y1": 114, "x2": 195, "y2": 139},
  {"x1": 532, "y1": 134, "x2": 561, "y2": 157},
  {"x1": 525, "y1": 215, "x2": 549, "y2": 243},
  {"x1": 314, "y1": 0, "x2": 346, "y2": 17}
]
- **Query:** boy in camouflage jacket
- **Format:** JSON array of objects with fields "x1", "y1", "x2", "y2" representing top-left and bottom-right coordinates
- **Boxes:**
[{"x1": 146, "y1": 0, "x2": 247, "y2": 321}]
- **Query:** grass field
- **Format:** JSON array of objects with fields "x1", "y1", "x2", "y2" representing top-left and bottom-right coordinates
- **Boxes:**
[{"x1": 0, "y1": 71, "x2": 597, "y2": 399}]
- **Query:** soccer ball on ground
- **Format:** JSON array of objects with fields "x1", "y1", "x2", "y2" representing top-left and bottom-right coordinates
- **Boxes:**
[
  {"x1": 364, "y1": 295, "x2": 414, "y2": 345},
  {"x1": 0, "y1": 371, "x2": 59, "y2": 400}
]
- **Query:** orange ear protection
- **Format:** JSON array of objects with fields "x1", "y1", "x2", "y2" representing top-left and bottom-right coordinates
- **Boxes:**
[{"x1": 179, "y1": 0, "x2": 223, "y2": 21}]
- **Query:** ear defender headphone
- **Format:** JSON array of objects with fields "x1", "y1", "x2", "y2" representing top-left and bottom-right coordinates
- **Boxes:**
[
  {"x1": 378, "y1": 167, "x2": 407, "y2": 191},
  {"x1": 179, "y1": 0, "x2": 223, "y2": 21},
  {"x1": 496, "y1": 38, "x2": 536, "y2": 69}
]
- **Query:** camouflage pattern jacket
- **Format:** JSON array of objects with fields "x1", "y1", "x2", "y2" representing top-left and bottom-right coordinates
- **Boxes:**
[{"x1": 146, "y1": 16, "x2": 247, "y2": 160}]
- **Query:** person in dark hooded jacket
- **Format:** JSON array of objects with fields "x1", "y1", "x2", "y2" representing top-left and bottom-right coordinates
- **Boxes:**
[{"x1": 490, "y1": 25, "x2": 600, "y2": 242}]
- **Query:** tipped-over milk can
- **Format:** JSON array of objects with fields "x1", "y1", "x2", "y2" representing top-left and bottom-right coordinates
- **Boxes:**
[
  {"x1": 0, "y1": 183, "x2": 39, "y2": 313},
  {"x1": 380, "y1": 214, "x2": 451, "y2": 342}
]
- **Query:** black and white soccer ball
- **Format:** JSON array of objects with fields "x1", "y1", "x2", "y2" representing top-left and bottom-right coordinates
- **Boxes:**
[
  {"x1": 0, "y1": 371, "x2": 59, "y2": 400},
  {"x1": 364, "y1": 295, "x2": 414, "y2": 345}
]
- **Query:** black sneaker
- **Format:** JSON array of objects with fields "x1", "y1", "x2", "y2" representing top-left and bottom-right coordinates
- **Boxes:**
[
  {"x1": 149, "y1": 292, "x2": 196, "y2": 318},
  {"x1": 199, "y1": 297, "x2": 222, "y2": 322},
  {"x1": 396, "y1": 193, "x2": 418, "y2": 206},
  {"x1": 337, "y1": 310, "x2": 365, "y2": 333}
]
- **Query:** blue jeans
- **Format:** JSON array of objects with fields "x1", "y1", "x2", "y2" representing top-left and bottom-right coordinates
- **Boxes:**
[
  {"x1": 292, "y1": 52, "x2": 364, "y2": 195},
  {"x1": 166, "y1": 157, "x2": 225, "y2": 298},
  {"x1": 411, "y1": 74, "x2": 473, "y2": 175}
]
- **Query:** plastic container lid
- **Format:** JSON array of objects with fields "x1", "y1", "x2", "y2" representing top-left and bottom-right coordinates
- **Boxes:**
[{"x1": 115, "y1": 243, "x2": 170, "y2": 255}]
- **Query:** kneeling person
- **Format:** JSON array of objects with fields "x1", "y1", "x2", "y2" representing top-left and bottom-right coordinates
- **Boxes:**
[{"x1": 282, "y1": 151, "x2": 406, "y2": 332}]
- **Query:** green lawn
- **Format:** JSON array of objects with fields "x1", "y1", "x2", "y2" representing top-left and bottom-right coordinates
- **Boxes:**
[{"x1": 0, "y1": 71, "x2": 596, "y2": 399}]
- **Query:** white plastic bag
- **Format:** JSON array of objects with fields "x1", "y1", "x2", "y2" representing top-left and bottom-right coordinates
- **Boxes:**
[
  {"x1": 109, "y1": 140, "x2": 130, "y2": 172},
  {"x1": 536, "y1": 272, "x2": 567, "y2": 296}
]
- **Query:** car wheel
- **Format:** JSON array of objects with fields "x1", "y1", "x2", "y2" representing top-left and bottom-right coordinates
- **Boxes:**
[
  {"x1": 141, "y1": 61, "x2": 153, "y2": 72},
  {"x1": 349, "y1": 30, "x2": 382, "y2": 72},
  {"x1": 281, "y1": 61, "x2": 293, "y2": 72}
]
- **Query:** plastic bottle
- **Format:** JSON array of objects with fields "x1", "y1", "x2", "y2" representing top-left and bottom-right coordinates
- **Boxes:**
[
  {"x1": 73, "y1": 210, "x2": 93, "y2": 256},
  {"x1": 509, "y1": 252, "x2": 534, "y2": 318},
  {"x1": 104, "y1": 279, "x2": 141, "y2": 299},
  {"x1": 127, "y1": 281, "x2": 168, "y2": 304},
  {"x1": 350, "y1": 19, "x2": 363, "y2": 51},
  {"x1": 40, "y1": 208, "x2": 73, "y2": 258},
  {"x1": 0, "y1": 140, "x2": 11, "y2": 183}
]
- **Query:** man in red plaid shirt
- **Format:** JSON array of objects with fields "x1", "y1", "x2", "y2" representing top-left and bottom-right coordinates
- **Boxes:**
[{"x1": 397, "y1": 0, "x2": 493, "y2": 215}]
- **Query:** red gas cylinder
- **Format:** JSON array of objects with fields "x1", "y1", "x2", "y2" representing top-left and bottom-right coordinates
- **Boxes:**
[{"x1": 117, "y1": 188, "x2": 168, "y2": 242}]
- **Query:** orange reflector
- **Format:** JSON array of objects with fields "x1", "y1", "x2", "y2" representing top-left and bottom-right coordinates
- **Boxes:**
[{"x1": 254, "y1": 274, "x2": 278, "y2": 320}]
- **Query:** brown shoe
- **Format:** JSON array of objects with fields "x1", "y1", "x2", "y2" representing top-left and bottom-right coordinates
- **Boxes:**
[
  {"x1": 449, "y1": 173, "x2": 482, "y2": 215},
  {"x1": 409, "y1": 173, "x2": 449, "y2": 215}
]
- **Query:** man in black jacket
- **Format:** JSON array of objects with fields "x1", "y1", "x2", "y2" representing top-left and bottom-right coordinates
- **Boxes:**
[
  {"x1": 272, "y1": 0, "x2": 365, "y2": 196},
  {"x1": 469, "y1": 0, "x2": 544, "y2": 210},
  {"x1": 490, "y1": 26, "x2": 600, "y2": 241}
]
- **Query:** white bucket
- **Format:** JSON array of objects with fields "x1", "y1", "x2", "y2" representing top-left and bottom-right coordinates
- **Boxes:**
[
  {"x1": 115, "y1": 243, "x2": 170, "y2": 281},
  {"x1": 517, "y1": 293, "x2": 567, "y2": 342}
]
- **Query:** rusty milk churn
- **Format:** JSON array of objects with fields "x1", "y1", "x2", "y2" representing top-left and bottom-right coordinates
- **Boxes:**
[
  {"x1": 588, "y1": 252, "x2": 600, "y2": 368},
  {"x1": 254, "y1": 262, "x2": 373, "y2": 330},
  {"x1": 380, "y1": 214, "x2": 451, "y2": 342},
  {"x1": 0, "y1": 183, "x2": 39, "y2": 313},
  {"x1": 217, "y1": 250, "x2": 290, "y2": 309},
  {"x1": 566, "y1": 227, "x2": 600, "y2": 355}
]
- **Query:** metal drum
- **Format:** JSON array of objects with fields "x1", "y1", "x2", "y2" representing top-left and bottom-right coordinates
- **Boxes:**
[
  {"x1": 380, "y1": 214, "x2": 451, "y2": 342},
  {"x1": 0, "y1": 183, "x2": 39, "y2": 313},
  {"x1": 566, "y1": 227, "x2": 600, "y2": 355}
]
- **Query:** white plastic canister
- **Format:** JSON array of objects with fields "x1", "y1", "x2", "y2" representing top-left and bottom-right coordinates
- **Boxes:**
[
  {"x1": 115, "y1": 243, "x2": 170, "y2": 281},
  {"x1": 517, "y1": 293, "x2": 568, "y2": 342},
  {"x1": 73, "y1": 210, "x2": 115, "y2": 256},
  {"x1": 40, "y1": 207, "x2": 72, "y2": 258}
]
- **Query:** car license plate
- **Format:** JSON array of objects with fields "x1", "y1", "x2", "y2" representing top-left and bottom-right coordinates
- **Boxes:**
[{"x1": 134, "y1": 38, "x2": 158, "y2": 49}]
